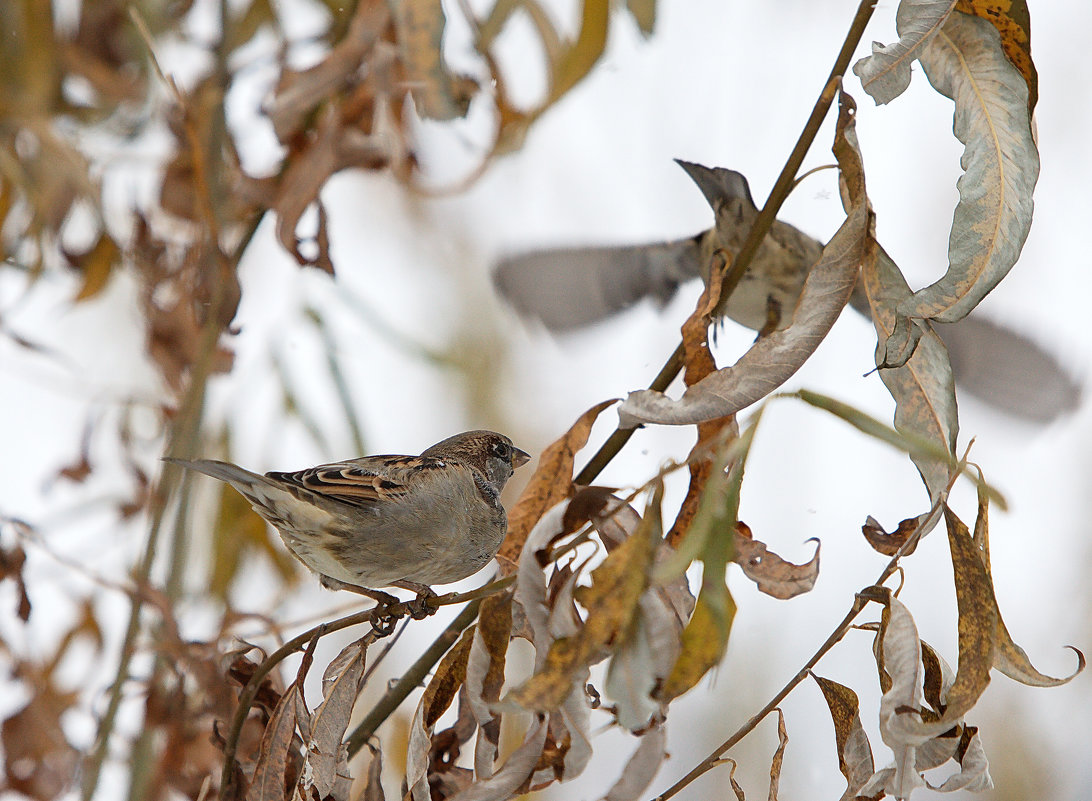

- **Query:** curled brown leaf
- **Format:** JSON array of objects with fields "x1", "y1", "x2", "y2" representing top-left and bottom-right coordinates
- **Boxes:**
[{"x1": 498, "y1": 399, "x2": 618, "y2": 572}]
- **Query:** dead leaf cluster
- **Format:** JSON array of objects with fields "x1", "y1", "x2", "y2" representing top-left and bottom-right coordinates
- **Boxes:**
[{"x1": 1, "y1": 2, "x2": 1085, "y2": 801}]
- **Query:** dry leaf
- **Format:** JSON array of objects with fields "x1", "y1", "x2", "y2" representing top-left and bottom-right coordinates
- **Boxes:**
[
  {"x1": 498, "y1": 399, "x2": 617, "y2": 571},
  {"x1": 768, "y1": 708, "x2": 788, "y2": 801},
  {"x1": 853, "y1": 0, "x2": 957, "y2": 104},
  {"x1": 732, "y1": 522, "x2": 820, "y2": 600},
  {"x1": 269, "y1": 2, "x2": 389, "y2": 141},
  {"x1": 507, "y1": 491, "x2": 661, "y2": 713},
  {"x1": 969, "y1": 479, "x2": 1085, "y2": 686},
  {"x1": 955, "y1": 0, "x2": 1036, "y2": 109},
  {"x1": 811, "y1": 674, "x2": 879, "y2": 801},
  {"x1": 245, "y1": 685, "x2": 301, "y2": 801},
  {"x1": 405, "y1": 627, "x2": 475, "y2": 801},
  {"x1": 601, "y1": 725, "x2": 666, "y2": 801},
  {"x1": 882, "y1": 10, "x2": 1038, "y2": 358},
  {"x1": 1, "y1": 692, "x2": 79, "y2": 801},
  {"x1": 306, "y1": 639, "x2": 368, "y2": 797},
  {"x1": 0, "y1": 541, "x2": 32, "y2": 621},
  {"x1": 657, "y1": 586, "x2": 735, "y2": 704},
  {"x1": 549, "y1": 0, "x2": 610, "y2": 102},
  {"x1": 861, "y1": 515, "x2": 921, "y2": 557},
  {"x1": 392, "y1": 0, "x2": 475, "y2": 120}
]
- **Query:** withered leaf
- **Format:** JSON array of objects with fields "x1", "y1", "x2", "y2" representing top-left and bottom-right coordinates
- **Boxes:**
[
  {"x1": 273, "y1": 104, "x2": 340, "y2": 274},
  {"x1": 1, "y1": 691, "x2": 80, "y2": 801},
  {"x1": 657, "y1": 584, "x2": 735, "y2": 704},
  {"x1": 938, "y1": 505, "x2": 996, "y2": 721},
  {"x1": 853, "y1": 0, "x2": 957, "y2": 104},
  {"x1": 861, "y1": 515, "x2": 920, "y2": 557},
  {"x1": 448, "y1": 716, "x2": 548, "y2": 801},
  {"x1": 601, "y1": 725, "x2": 666, "y2": 801},
  {"x1": 926, "y1": 725, "x2": 992, "y2": 792},
  {"x1": 604, "y1": 585, "x2": 686, "y2": 731},
  {"x1": 0, "y1": 542, "x2": 32, "y2": 621},
  {"x1": 623, "y1": 0, "x2": 656, "y2": 36},
  {"x1": 245, "y1": 684, "x2": 301, "y2": 801},
  {"x1": 865, "y1": 588, "x2": 928, "y2": 798},
  {"x1": 768, "y1": 708, "x2": 788, "y2": 801},
  {"x1": 310, "y1": 641, "x2": 368, "y2": 787},
  {"x1": 70, "y1": 233, "x2": 120, "y2": 302},
  {"x1": 882, "y1": 10, "x2": 1038, "y2": 357},
  {"x1": 667, "y1": 246, "x2": 738, "y2": 547},
  {"x1": 955, "y1": 0, "x2": 1036, "y2": 110},
  {"x1": 969, "y1": 476, "x2": 1085, "y2": 686},
  {"x1": 360, "y1": 741, "x2": 385, "y2": 801},
  {"x1": 732, "y1": 522, "x2": 820, "y2": 600},
  {"x1": 268, "y1": 2, "x2": 388, "y2": 141},
  {"x1": 549, "y1": 0, "x2": 610, "y2": 103},
  {"x1": 392, "y1": 0, "x2": 475, "y2": 121},
  {"x1": 465, "y1": 593, "x2": 513, "y2": 777},
  {"x1": 507, "y1": 490, "x2": 661, "y2": 712},
  {"x1": 498, "y1": 399, "x2": 617, "y2": 571},
  {"x1": 811, "y1": 674, "x2": 877, "y2": 801},
  {"x1": 405, "y1": 626, "x2": 474, "y2": 801}
]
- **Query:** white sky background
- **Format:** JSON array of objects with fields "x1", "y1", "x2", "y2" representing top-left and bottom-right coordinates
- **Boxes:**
[{"x1": 1, "y1": 1, "x2": 1091, "y2": 799}]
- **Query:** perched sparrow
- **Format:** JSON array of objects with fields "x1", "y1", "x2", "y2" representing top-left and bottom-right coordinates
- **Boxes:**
[
  {"x1": 494, "y1": 160, "x2": 1081, "y2": 421},
  {"x1": 166, "y1": 430, "x2": 530, "y2": 608}
]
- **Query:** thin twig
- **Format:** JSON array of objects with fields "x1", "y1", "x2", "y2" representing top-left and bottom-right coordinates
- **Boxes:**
[
  {"x1": 576, "y1": 0, "x2": 879, "y2": 486},
  {"x1": 219, "y1": 612, "x2": 365, "y2": 798},
  {"x1": 649, "y1": 459, "x2": 961, "y2": 801},
  {"x1": 345, "y1": 596, "x2": 487, "y2": 758},
  {"x1": 81, "y1": 14, "x2": 265, "y2": 794}
]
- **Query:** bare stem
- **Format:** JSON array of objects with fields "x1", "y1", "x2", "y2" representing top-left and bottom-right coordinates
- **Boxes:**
[
  {"x1": 219, "y1": 606, "x2": 388, "y2": 798},
  {"x1": 576, "y1": 0, "x2": 879, "y2": 487},
  {"x1": 345, "y1": 596, "x2": 487, "y2": 758},
  {"x1": 81, "y1": 13, "x2": 265, "y2": 788},
  {"x1": 650, "y1": 487, "x2": 945, "y2": 801},
  {"x1": 650, "y1": 595, "x2": 867, "y2": 801}
]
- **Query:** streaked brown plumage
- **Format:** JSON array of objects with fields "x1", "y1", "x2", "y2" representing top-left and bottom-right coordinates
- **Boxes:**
[{"x1": 166, "y1": 431, "x2": 530, "y2": 604}]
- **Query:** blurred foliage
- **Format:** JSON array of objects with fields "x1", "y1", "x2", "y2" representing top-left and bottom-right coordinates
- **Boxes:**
[{"x1": 0, "y1": 1, "x2": 1083, "y2": 801}]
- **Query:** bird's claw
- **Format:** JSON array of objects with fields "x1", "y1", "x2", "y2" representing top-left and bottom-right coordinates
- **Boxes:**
[
  {"x1": 372, "y1": 610, "x2": 399, "y2": 636},
  {"x1": 403, "y1": 587, "x2": 439, "y2": 620}
]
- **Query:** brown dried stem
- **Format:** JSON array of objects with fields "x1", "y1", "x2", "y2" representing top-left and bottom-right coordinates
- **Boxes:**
[
  {"x1": 338, "y1": 0, "x2": 883, "y2": 760},
  {"x1": 576, "y1": 0, "x2": 878, "y2": 485},
  {"x1": 217, "y1": 577, "x2": 514, "y2": 793},
  {"x1": 80, "y1": 9, "x2": 263, "y2": 797},
  {"x1": 650, "y1": 447, "x2": 964, "y2": 801}
]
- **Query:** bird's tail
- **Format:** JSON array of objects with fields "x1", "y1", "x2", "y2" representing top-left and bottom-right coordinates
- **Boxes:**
[{"x1": 164, "y1": 457, "x2": 268, "y2": 489}]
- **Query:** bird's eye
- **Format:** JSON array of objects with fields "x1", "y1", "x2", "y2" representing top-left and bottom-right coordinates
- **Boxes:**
[{"x1": 490, "y1": 441, "x2": 511, "y2": 459}]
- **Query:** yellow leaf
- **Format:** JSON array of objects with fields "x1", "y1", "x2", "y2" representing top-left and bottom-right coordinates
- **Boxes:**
[
  {"x1": 73, "y1": 235, "x2": 119, "y2": 301},
  {"x1": 550, "y1": 0, "x2": 610, "y2": 102},
  {"x1": 657, "y1": 587, "x2": 735, "y2": 702},
  {"x1": 954, "y1": 0, "x2": 1036, "y2": 109}
]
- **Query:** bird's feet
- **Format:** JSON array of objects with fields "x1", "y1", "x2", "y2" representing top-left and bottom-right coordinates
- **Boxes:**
[
  {"x1": 405, "y1": 588, "x2": 438, "y2": 620},
  {"x1": 320, "y1": 575, "x2": 402, "y2": 619}
]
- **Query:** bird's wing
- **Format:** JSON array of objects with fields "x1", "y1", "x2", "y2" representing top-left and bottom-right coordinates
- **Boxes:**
[{"x1": 266, "y1": 455, "x2": 447, "y2": 508}]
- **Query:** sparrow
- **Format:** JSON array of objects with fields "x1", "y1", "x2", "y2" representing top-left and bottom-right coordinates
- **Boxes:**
[
  {"x1": 166, "y1": 430, "x2": 530, "y2": 611},
  {"x1": 494, "y1": 160, "x2": 1081, "y2": 422}
]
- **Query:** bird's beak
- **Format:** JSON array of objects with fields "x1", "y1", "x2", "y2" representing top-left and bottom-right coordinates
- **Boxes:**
[{"x1": 512, "y1": 447, "x2": 531, "y2": 468}]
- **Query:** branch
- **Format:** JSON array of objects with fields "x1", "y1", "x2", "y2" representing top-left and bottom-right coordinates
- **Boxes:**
[
  {"x1": 345, "y1": 596, "x2": 486, "y2": 758},
  {"x1": 650, "y1": 467, "x2": 954, "y2": 801},
  {"x1": 575, "y1": 0, "x2": 879, "y2": 486}
]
